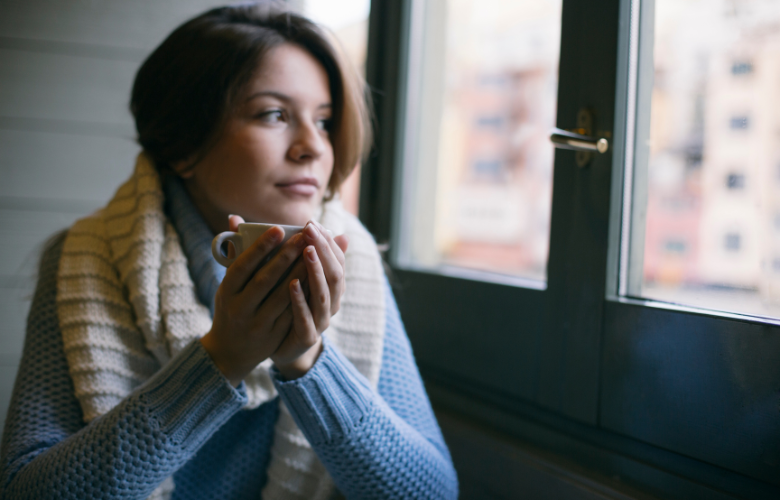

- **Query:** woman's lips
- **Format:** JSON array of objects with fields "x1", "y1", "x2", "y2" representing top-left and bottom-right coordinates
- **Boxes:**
[{"x1": 276, "y1": 178, "x2": 319, "y2": 196}]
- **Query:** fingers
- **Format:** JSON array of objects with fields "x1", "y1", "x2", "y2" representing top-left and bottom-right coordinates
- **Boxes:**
[
  {"x1": 272, "y1": 281, "x2": 323, "y2": 378},
  {"x1": 239, "y1": 232, "x2": 307, "y2": 309},
  {"x1": 220, "y1": 226, "x2": 286, "y2": 296},
  {"x1": 228, "y1": 214, "x2": 245, "y2": 232},
  {"x1": 302, "y1": 222, "x2": 345, "y2": 314},
  {"x1": 302, "y1": 245, "x2": 331, "y2": 332},
  {"x1": 310, "y1": 221, "x2": 346, "y2": 268},
  {"x1": 225, "y1": 215, "x2": 246, "y2": 260},
  {"x1": 289, "y1": 279, "x2": 317, "y2": 348},
  {"x1": 268, "y1": 305, "x2": 294, "y2": 348},
  {"x1": 254, "y1": 257, "x2": 309, "y2": 324},
  {"x1": 334, "y1": 234, "x2": 349, "y2": 254}
]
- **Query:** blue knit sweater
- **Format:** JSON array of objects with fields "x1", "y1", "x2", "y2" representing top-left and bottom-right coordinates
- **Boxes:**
[{"x1": 0, "y1": 179, "x2": 458, "y2": 499}]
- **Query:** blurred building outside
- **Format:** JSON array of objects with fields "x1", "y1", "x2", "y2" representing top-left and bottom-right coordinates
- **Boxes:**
[
  {"x1": 303, "y1": 0, "x2": 780, "y2": 317},
  {"x1": 641, "y1": 0, "x2": 780, "y2": 317},
  {"x1": 304, "y1": 0, "x2": 563, "y2": 283},
  {"x1": 403, "y1": 0, "x2": 561, "y2": 282}
]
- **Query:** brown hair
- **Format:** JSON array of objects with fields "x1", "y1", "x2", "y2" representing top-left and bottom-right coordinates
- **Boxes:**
[{"x1": 130, "y1": 1, "x2": 371, "y2": 197}]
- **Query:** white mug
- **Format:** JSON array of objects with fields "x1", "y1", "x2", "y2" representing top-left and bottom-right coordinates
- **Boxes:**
[{"x1": 211, "y1": 223, "x2": 303, "y2": 267}]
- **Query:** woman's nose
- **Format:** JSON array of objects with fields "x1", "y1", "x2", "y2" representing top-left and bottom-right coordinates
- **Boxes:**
[{"x1": 288, "y1": 119, "x2": 327, "y2": 163}]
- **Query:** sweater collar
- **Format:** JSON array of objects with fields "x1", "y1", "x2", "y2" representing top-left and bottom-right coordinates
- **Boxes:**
[{"x1": 162, "y1": 174, "x2": 225, "y2": 317}]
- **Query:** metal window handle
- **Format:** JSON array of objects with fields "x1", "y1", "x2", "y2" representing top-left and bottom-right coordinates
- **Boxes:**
[
  {"x1": 549, "y1": 127, "x2": 609, "y2": 154},
  {"x1": 549, "y1": 108, "x2": 609, "y2": 168}
]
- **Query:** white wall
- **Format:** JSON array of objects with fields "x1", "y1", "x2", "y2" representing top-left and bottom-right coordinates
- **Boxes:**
[{"x1": 0, "y1": 0, "x2": 228, "y2": 436}]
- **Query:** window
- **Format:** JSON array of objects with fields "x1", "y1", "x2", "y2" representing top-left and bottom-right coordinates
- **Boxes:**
[
  {"x1": 474, "y1": 116, "x2": 505, "y2": 129},
  {"x1": 726, "y1": 172, "x2": 745, "y2": 189},
  {"x1": 471, "y1": 159, "x2": 503, "y2": 177},
  {"x1": 630, "y1": 0, "x2": 780, "y2": 319},
  {"x1": 663, "y1": 239, "x2": 686, "y2": 254},
  {"x1": 724, "y1": 232, "x2": 741, "y2": 252},
  {"x1": 364, "y1": 0, "x2": 780, "y2": 496},
  {"x1": 731, "y1": 61, "x2": 754, "y2": 75},
  {"x1": 729, "y1": 116, "x2": 750, "y2": 130},
  {"x1": 390, "y1": 0, "x2": 561, "y2": 282}
]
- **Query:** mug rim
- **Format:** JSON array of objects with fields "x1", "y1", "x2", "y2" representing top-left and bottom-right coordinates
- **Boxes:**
[{"x1": 238, "y1": 222, "x2": 305, "y2": 232}]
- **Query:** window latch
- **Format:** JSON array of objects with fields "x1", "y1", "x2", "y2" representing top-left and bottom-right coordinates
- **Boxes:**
[{"x1": 549, "y1": 108, "x2": 610, "y2": 167}]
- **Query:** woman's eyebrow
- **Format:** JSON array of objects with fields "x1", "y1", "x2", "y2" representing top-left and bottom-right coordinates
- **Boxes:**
[
  {"x1": 245, "y1": 91, "x2": 332, "y2": 110},
  {"x1": 245, "y1": 90, "x2": 291, "y2": 102}
]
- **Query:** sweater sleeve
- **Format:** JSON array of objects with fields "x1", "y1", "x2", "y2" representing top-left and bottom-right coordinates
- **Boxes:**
[
  {"x1": 0, "y1": 234, "x2": 247, "y2": 500},
  {"x1": 272, "y1": 277, "x2": 459, "y2": 500}
]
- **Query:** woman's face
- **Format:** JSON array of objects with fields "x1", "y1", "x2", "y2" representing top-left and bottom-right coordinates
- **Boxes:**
[{"x1": 180, "y1": 43, "x2": 334, "y2": 231}]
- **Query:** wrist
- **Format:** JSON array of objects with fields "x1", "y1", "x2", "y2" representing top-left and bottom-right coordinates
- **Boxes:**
[
  {"x1": 199, "y1": 331, "x2": 246, "y2": 388},
  {"x1": 274, "y1": 338, "x2": 324, "y2": 380}
]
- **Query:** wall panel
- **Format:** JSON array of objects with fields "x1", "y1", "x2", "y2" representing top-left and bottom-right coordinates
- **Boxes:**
[
  {"x1": 0, "y1": 129, "x2": 138, "y2": 203},
  {"x1": 0, "y1": 48, "x2": 137, "y2": 125},
  {"x1": 0, "y1": 0, "x2": 236, "y2": 442},
  {"x1": 0, "y1": 0, "x2": 225, "y2": 50}
]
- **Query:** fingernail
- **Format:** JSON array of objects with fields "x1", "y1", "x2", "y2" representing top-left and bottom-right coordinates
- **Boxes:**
[
  {"x1": 306, "y1": 246, "x2": 317, "y2": 262},
  {"x1": 291, "y1": 279, "x2": 301, "y2": 293},
  {"x1": 269, "y1": 226, "x2": 283, "y2": 242},
  {"x1": 315, "y1": 220, "x2": 333, "y2": 237},
  {"x1": 228, "y1": 214, "x2": 236, "y2": 218},
  {"x1": 304, "y1": 222, "x2": 318, "y2": 240}
]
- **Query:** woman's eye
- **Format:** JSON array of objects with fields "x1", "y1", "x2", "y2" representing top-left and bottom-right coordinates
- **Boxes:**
[
  {"x1": 257, "y1": 110, "x2": 284, "y2": 123},
  {"x1": 316, "y1": 118, "x2": 332, "y2": 131}
]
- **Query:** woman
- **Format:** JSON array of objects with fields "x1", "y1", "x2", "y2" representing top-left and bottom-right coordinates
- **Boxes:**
[{"x1": 0, "y1": 3, "x2": 458, "y2": 499}]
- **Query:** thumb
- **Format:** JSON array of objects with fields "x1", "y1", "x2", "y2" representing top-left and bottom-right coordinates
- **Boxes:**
[
  {"x1": 334, "y1": 234, "x2": 349, "y2": 254},
  {"x1": 228, "y1": 214, "x2": 245, "y2": 232},
  {"x1": 226, "y1": 215, "x2": 246, "y2": 260}
]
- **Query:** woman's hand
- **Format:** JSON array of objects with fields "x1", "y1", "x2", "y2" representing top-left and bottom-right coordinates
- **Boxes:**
[
  {"x1": 272, "y1": 220, "x2": 349, "y2": 380},
  {"x1": 200, "y1": 216, "x2": 349, "y2": 386},
  {"x1": 200, "y1": 216, "x2": 309, "y2": 387}
]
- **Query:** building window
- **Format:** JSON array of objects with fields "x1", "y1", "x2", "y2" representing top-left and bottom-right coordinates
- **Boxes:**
[
  {"x1": 726, "y1": 172, "x2": 745, "y2": 189},
  {"x1": 724, "y1": 233, "x2": 741, "y2": 252},
  {"x1": 477, "y1": 74, "x2": 509, "y2": 88},
  {"x1": 475, "y1": 116, "x2": 505, "y2": 129},
  {"x1": 731, "y1": 61, "x2": 753, "y2": 75},
  {"x1": 472, "y1": 159, "x2": 503, "y2": 177},
  {"x1": 664, "y1": 239, "x2": 687, "y2": 254},
  {"x1": 729, "y1": 116, "x2": 750, "y2": 130}
]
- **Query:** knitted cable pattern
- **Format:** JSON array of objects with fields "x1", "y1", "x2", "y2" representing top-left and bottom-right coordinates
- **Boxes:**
[{"x1": 56, "y1": 152, "x2": 386, "y2": 499}]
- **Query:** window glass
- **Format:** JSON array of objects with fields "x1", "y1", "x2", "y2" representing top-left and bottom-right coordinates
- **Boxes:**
[
  {"x1": 299, "y1": 0, "x2": 371, "y2": 216},
  {"x1": 631, "y1": 0, "x2": 780, "y2": 318},
  {"x1": 396, "y1": 0, "x2": 562, "y2": 283}
]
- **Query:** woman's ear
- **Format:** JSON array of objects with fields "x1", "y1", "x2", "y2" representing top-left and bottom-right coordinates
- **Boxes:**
[{"x1": 172, "y1": 158, "x2": 197, "y2": 179}]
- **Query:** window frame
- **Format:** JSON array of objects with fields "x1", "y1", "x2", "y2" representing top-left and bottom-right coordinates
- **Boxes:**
[
  {"x1": 361, "y1": 0, "x2": 780, "y2": 497},
  {"x1": 603, "y1": 0, "x2": 780, "y2": 488}
]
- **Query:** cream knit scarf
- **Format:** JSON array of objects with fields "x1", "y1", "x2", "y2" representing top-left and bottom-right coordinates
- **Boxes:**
[{"x1": 56, "y1": 153, "x2": 386, "y2": 500}]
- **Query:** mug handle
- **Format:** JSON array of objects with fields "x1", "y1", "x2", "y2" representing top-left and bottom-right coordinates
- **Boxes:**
[{"x1": 212, "y1": 231, "x2": 243, "y2": 267}]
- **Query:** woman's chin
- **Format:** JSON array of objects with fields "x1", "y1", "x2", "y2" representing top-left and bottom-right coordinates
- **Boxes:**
[{"x1": 249, "y1": 203, "x2": 318, "y2": 227}]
